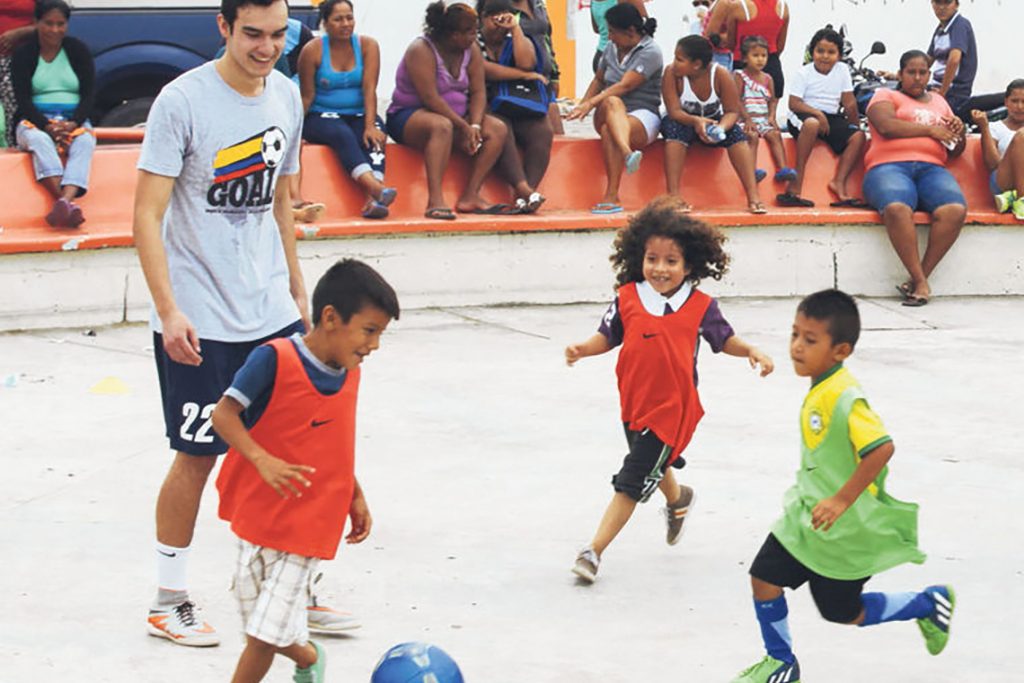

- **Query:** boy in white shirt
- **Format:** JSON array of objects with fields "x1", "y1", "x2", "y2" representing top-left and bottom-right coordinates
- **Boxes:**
[{"x1": 778, "y1": 28, "x2": 866, "y2": 209}]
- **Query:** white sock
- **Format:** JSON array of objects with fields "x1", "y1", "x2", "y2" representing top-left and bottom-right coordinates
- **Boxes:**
[{"x1": 156, "y1": 542, "x2": 190, "y2": 598}]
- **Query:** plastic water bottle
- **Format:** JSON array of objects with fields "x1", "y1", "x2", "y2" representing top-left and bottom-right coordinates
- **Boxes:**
[{"x1": 705, "y1": 123, "x2": 726, "y2": 143}]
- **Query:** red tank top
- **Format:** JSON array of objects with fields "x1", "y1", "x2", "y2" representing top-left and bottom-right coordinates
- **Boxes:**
[
  {"x1": 734, "y1": 0, "x2": 786, "y2": 60},
  {"x1": 615, "y1": 283, "x2": 711, "y2": 462},
  {"x1": 217, "y1": 338, "x2": 360, "y2": 560},
  {"x1": 0, "y1": 0, "x2": 34, "y2": 43}
]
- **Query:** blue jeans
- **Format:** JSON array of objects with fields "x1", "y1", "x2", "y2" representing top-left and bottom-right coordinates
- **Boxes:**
[
  {"x1": 862, "y1": 161, "x2": 966, "y2": 214},
  {"x1": 16, "y1": 119, "x2": 95, "y2": 195},
  {"x1": 302, "y1": 112, "x2": 385, "y2": 181}
]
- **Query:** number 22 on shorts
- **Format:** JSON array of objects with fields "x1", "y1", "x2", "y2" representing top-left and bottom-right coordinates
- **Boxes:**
[{"x1": 180, "y1": 402, "x2": 216, "y2": 443}]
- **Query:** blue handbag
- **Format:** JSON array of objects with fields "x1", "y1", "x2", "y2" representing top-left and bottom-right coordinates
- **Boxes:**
[{"x1": 489, "y1": 36, "x2": 552, "y2": 119}]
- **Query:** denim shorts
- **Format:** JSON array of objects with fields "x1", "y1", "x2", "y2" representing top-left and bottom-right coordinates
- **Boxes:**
[
  {"x1": 384, "y1": 106, "x2": 419, "y2": 146},
  {"x1": 862, "y1": 161, "x2": 966, "y2": 214}
]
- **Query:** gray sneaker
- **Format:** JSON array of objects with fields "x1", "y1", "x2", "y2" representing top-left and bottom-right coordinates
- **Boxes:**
[
  {"x1": 307, "y1": 572, "x2": 362, "y2": 633},
  {"x1": 665, "y1": 485, "x2": 695, "y2": 545},
  {"x1": 572, "y1": 547, "x2": 600, "y2": 583}
]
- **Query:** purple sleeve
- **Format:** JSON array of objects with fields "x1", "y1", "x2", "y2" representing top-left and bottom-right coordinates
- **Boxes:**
[
  {"x1": 596, "y1": 298, "x2": 623, "y2": 349},
  {"x1": 700, "y1": 298, "x2": 735, "y2": 353}
]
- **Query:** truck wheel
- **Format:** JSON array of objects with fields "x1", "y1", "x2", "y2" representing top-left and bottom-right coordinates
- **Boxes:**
[{"x1": 99, "y1": 97, "x2": 156, "y2": 127}]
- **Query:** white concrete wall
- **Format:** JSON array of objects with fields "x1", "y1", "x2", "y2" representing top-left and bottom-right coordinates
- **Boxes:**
[{"x1": 3, "y1": 224, "x2": 1021, "y2": 332}]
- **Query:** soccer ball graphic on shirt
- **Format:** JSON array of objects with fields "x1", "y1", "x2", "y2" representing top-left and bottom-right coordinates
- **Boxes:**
[
  {"x1": 371, "y1": 642, "x2": 464, "y2": 683},
  {"x1": 260, "y1": 127, "x2": 287, "y2": 168}
]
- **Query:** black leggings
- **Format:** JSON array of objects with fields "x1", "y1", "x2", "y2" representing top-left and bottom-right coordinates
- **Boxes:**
[
  {"x1": 765, "y1": 52, "x2": 785, "y2": 98},
  {"x1": 494, "y1": 113, "x2": 554, "y2": 192}
]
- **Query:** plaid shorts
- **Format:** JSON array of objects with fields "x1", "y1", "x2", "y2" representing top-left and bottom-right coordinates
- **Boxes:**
[{"x1": 233, "y1": 538, "x2": 319, "y2": 647}]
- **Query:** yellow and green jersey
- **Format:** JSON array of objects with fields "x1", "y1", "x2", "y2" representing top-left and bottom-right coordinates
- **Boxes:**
[{"x1": 772, "y1": 364, "x2": 926, "y2": 580}]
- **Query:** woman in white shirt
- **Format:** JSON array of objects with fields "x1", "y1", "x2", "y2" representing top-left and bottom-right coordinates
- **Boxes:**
[{"x1": 972, "y1": 79, "x2": 1024, "y2": 220}]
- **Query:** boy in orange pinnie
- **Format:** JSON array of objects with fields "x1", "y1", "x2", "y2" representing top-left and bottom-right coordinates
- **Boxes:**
[{"x1": 212, "y1": 259, "x2": 399, "y2": 683}]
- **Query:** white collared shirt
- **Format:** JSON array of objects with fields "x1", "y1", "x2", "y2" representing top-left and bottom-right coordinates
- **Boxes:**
[{"x1": 636, "y1": 280, "x2": 694, "y2": 316}]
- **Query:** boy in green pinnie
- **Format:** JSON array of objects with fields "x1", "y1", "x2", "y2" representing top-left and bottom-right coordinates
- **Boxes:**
[{"x1": 732, "y1": 289, "x2": 955, "y2": 683}]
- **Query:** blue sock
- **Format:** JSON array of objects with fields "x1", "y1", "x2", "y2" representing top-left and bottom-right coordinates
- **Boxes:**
[
  {"x1": 754, "y1": 595, "x2": 795, "y2": 663},
  {"x1": 860, "y1": 591, "x2": 934, "y2": 627}
]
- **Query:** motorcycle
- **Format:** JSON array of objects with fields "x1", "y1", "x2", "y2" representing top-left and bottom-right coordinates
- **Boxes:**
[
  {"x1": 847, "y1": 40, "x2": 896, "y2": 118},
  {"x1": 812, "y1": 24, "x2": 896, "y2": 123}
]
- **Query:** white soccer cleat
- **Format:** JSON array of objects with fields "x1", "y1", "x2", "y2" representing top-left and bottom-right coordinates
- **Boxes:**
[{"x1": 147, "y1": 600, "x2": 219, "y2": 647}]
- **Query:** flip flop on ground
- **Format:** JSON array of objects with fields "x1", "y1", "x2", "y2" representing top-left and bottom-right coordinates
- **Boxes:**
[
  {"x1": 461, "y1": 203, "x2": 519, "y2": 215},
  {"x1": 515, "y1": 192, "x2": 546, "y2": 214},
  {"x1": 424, "y1": 207, "x2": 456, "y2": 220},
  {"x1": 591, "y1": 202, "x2": 624, "y2": 214},
  {"x1": 830, "y1": 198, "x2": 871, "y2": 208},
  {"x1": 748, "y1": 200, "x2": 768, "y2": 214},
  {"x1": 896, "y1": 282, "x2": 913, "y2": 299},
  {"x1": 362, "y1": 200, "x2": 389, "y2": 219},
  {"x1": 776, "y1": 192, "x2": 815, "y2": 207},
  {"x1": 292, "y1": 201, "x2": 326, "y2": 223},
  {"x1": 902, "y1": 293, "x2": 929, "y2": 307}
]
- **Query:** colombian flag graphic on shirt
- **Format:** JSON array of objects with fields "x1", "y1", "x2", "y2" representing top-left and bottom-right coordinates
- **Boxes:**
[
  {"x1": 206, "y1": 127, "x2": 287, "y2": 212},
  {"x1": 212, "y1": 127, "x2": 286, "y2": 184}
]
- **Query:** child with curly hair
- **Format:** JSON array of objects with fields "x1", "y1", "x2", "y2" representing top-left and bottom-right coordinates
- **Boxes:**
[{"x1": 565, "y1": 196, "x2": 774, "y2": 583}]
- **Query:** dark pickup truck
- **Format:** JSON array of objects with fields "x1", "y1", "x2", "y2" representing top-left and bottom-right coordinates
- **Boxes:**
[{"x1": 68, "y1": 2, "x2": 317, "y2": 126}]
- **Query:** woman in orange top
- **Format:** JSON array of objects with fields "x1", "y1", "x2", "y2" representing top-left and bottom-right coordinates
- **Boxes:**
[{"x1": 862, "y1": 50, "x2": 967, "y2": 307}]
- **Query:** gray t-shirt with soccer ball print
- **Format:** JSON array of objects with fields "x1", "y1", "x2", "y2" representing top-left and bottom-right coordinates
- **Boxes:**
[{"x1": 138, "y1": 61, "x2": 303, "y2": 342}]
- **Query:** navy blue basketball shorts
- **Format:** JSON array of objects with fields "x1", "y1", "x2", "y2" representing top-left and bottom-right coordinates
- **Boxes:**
[
  {"x1": 153, "y1": 319, "x2": 304, "y2": 456},
  {"x1": 611, "y1": 424, "x2": 686, "y2": 503},
  {"x1": 750, "y1": 533, "x2": 871, "y2": 624}
]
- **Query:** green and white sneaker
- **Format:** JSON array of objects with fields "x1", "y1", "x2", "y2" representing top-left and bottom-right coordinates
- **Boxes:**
[
  {"x1": 1011, "y1": 198, "x2": 1024, "y2": 222},
  {"x1": 294, "y1": 641, "x2": 326, "y2": 683},
  {"x1": 731, "y1": 655, "x2": 800, "y2": 683},
  {"x1": 994, "y1": 189, "x2": 1017, "y2": 213},
  {"x1": 917, "y1": 585, "x2": 956, "y2": 655}
]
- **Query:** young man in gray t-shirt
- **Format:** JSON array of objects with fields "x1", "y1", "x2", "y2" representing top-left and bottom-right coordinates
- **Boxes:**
[{"x1": 135, "y1": 0, "x2": 355, "y2": 654}]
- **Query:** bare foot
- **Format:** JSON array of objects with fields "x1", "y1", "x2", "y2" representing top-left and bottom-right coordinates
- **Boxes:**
[
  {"x1": 454, "y1": 196, "x2": 490, "y2": 213},
  {"x1": 828, "y1": 179, "x2": 851, "y2": 202}
]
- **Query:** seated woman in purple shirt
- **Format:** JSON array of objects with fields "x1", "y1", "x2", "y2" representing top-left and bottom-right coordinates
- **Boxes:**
[{"x1": 386, "y1": 1, "x2": 510, "y2": 220}]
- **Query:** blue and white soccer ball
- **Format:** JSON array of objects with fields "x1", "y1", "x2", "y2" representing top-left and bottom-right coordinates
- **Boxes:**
[{"x1": 371, "y1": 642, "x2": 464, "y2": 683}]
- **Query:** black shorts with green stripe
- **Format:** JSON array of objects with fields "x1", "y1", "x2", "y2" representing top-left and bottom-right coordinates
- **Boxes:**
[{"x1": 611, "y1": 425, "x2": 685, "y2": 503}]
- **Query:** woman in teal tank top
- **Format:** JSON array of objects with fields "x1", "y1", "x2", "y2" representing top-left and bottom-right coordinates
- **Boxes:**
[
  {"x1": 10, "y1": 0, "x2": 95, "y2": 228},
  {"x1": 297, "y1": 0, "x2": 395, "y2": 219}
]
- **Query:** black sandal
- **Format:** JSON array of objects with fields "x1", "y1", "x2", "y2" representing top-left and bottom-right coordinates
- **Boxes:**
[{"x1": 776, "y1": 192, "x2": 815, "y2": 207}]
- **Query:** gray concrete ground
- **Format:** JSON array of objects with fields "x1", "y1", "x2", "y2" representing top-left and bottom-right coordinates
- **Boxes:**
[{"x1": 1, "y1": 297, "x2": 1022, "y2": 682}]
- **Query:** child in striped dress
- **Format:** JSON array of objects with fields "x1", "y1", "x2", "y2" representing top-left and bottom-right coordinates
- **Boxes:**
[{"x1": 734, "y1": 35, "x2": 795, "y2": 183}]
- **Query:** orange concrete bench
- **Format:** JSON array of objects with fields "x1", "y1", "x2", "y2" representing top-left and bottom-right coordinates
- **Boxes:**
[{"x1": 0, "y1": 134, "x2": 1015, "y2": 255}]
